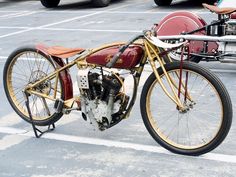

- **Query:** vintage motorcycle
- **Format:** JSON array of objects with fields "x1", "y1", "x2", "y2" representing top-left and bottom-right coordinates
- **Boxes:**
[
  {"x1": 154, "y1": 3, "x2": 236, "y2": 63},
  {"x1": 3, "y1": 30, "x2": 232, "y2": 156}
]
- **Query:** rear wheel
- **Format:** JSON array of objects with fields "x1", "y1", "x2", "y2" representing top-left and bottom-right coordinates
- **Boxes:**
[
  {"x1": 92, "y1": 0, "x2": 111, "y2": 7},
  {"x1": 40, "y1": 0, "x2": 60, "y2": 8},
  {"x1": 154, "y1": 0, "x2": 172, "y2": 6},
  {"x1": 3, "y1": 46, "x2": 65, "y2": 126},
  {"x1": 141, "y1": 62, "x2": 232, "y2": 155}
]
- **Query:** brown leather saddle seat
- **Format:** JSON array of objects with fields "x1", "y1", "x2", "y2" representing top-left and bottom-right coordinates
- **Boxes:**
[
  {"x1": 36, "y1": 44, "x2": 85, "y2": 59},
  {"x1": 202, "y1": 3, "x2": 236, "y2": 15}
]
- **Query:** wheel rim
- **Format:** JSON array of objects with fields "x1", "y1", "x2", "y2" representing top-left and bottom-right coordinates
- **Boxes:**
[
  {"x1": 6, "y1": 51, "x2": 62, "y2": 121},
  {"x1": 146, "y1": 69, "x2": 223, "y2": 150}
]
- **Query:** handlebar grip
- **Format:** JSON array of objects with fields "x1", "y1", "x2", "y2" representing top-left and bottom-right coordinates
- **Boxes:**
[{"x1": 106, "y1": 52, "x2": 121, "y2": 68}]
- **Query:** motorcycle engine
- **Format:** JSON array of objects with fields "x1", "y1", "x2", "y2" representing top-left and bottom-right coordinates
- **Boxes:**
[
  {"x1": 217, "y1": 20, "x2": 236, "y2": 60},
  {"x1": 78, "y1": 69, "x2": 129, "y2": 130},
  {"x1": 226, "y1": 20, "x2": 236, "y2": 35},
  {"x1": 207, "y1": 20, "x2": 236, "y2": 36},
  {"x1": 218, "y1": 41, "x2": 236, "y2": 61}
]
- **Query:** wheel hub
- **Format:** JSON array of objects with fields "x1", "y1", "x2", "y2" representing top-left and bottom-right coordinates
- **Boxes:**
[
  {"x1": 29, "y1": 70, "x2": 51, "y2": 95},
  {"x1": 178, "y1": 101, "x2": 196, "y2": 114}
]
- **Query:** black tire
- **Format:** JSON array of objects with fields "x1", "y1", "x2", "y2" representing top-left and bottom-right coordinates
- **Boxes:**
[
  {"x1": 92, "y1": 0, "x2": 111, "y2": 7},
  {"x1": 3, "y1": 46, "x2": 65, "y2": 126},
  {"x1": 154, "y1": 0, "x2": 172, "y2": 6},
  {"x1": 140, "y1": 61, "x2": 232, "y2": 155},
  {"x1": 189, "y1": 56, "x2": 201, "y2": 63},
  {"x1": 40, "y1": 0, "x2": 60, "y2": 8},
  {"x1": 200, "y1": 0, "x2": 215, "y2": 5}
]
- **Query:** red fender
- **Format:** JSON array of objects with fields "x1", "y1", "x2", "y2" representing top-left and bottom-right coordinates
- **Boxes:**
[
  {"x1": 36, "y1": 44, "x2": 73, "y2": 100},
  {"x1": 51, "y1": 57, "x2": 73, "y2": 100},
  {"x1": 231, "y1": 13, "x2": 236, "y2": 19},
  {"x1": 154, "y1": 11, "x2": 218, "y2": 54}
]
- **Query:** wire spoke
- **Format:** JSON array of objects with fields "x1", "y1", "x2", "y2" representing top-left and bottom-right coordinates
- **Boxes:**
[{"x1": 147, "y1": 68, "x2": 223, "y2": 149}]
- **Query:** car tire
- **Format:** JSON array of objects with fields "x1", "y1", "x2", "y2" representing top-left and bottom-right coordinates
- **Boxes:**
[
  {"x1": 92, "y1": 0, "x2": 111, "y2": 7},
  {"x1": 40, "y1": 0, "x2": 60, "y2": 8},
  {"x1": 204, "y1": 0, "x2": 215, "y2": 4},
  {"x1": 154, "y1": 0, "x2": 172, "y2": 6}
]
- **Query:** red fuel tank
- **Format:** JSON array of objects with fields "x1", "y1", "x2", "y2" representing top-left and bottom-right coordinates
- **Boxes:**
[{"x1": 86, "y1": 45, "x2": 144, "y2": 69}]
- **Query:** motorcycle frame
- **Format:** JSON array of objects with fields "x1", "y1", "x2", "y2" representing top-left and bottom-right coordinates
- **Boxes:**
[
  {"x1": 155, "y1": 11, "x2": 236, "y2": 62},
  {"x1": 165, "y1": 14, "x2": 236, "y2": 61},
  {"x1": 183, "y1": 14, "x2": 228, "y2": 60},
  {"x1": 24, "y1": 37, "x2": 188, "y2": 119}
]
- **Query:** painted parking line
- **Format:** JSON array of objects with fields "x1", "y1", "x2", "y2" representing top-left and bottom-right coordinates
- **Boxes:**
[
  {"x1": 0, "y1": 126, "x2": 235, "y2": 163},
  {"x1": 0, "y1": 11, "x2": 38, "y2": 19},
  {"x1": 210, "y1": 69, "x2": 236, "y2": 73},
  {"x1": 0, "y1": 12, "x2": 26, "y2": 18},
  {"x1": 0, "y1": 56, "x2": 7, "y2": 62},
  {"x1": 0, "y1": 11, "x2": 29, "y2": 13},
  {"x1": 0, "y1": 113, "x2": 23, "y2": 127},
  {"x1": 36, "y1": 3, "x2": 142, "y2": 29},
  {"x1": 41, "y1": 27, "x2": 141, "y2": 33},
  {"x1": 0, "y1": 26, "x2": 30, "y2": 29},
  {"x1": 0, "y1": 28, "x2": 34, "y2": 39},
  {"x1": 0, "y1": 134, "x2": 29, "y2": 151},
  {"x1": 0, "y1": 10, "x2": 212, "y2": 14},
  {"x1": 0, "y1": 26, "x2": 141, "y2": 33},
  {"x1": 0, "y1": 11, "x2": 103, "y2": 39},
  {"x1": 0, "y1": 3, "x2": 139, "y2": 40}
]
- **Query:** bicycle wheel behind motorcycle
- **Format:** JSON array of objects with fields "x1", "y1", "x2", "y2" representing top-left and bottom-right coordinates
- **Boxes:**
[
  {"x1": 3, "y1": 46, "x2": 65, "y2": 126},
  {"x1": 140, "y1": 61, "x2": 232, "y2": 155}
]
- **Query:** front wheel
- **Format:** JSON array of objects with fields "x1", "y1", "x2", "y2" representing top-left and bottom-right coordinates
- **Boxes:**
[
  {"x1": 91, "y1": 0, "x2": 111, "y2": 7},
  {"x1": 140, "y1": 62, "x2": 232, "y2": 155},
  {"x1": 154, "y1": 0, "x2": 172, "y2": 6},
  {"x1": 40, "y1": 0, "x2": 60, "y2": 8}
]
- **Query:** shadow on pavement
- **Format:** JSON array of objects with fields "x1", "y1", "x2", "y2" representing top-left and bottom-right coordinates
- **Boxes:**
[
  {"x1": 158, "y1": 0, "x2": 215, "y2": 9},
  {"x1": 0, "y1": 0, "x2": 123, "y2": 9},
  {"x1": 55, "y1": 0, "x2": 124, "y2": 10}
]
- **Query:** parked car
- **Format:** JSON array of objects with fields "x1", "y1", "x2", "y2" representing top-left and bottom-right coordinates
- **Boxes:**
[
  {"x1": 40, "y1": 0, "x2": 111, "y2": 8},
  {"x1": 154, "y1": 0, "x2": 215, "y2": 6}
]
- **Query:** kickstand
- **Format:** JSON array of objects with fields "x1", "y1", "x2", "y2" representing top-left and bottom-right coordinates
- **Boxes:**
[{"x1": 24, "y1": 91, "x2": 55, "y2": 138}]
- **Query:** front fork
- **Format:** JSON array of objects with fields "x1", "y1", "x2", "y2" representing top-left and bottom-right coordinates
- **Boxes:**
[{"x1": 144, "y1": 40, "x2": 192, "y2": 111}]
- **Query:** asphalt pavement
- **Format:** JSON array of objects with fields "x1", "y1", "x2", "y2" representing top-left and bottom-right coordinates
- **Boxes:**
[{"x1": 0, "y1": 0, "x2": 236, "y2": 176}]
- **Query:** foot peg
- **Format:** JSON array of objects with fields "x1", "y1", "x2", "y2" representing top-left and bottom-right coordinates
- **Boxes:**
[{"x1": 54, "y1": 99, "x2": 64, "y2": 113}]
